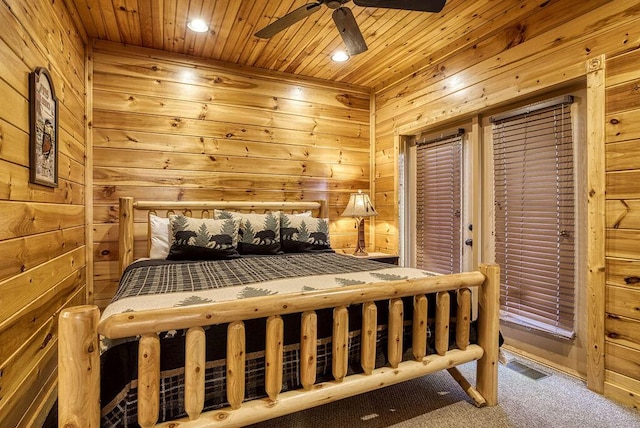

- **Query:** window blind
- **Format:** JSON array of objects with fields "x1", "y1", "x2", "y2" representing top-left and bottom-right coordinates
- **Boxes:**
[
  {"x1": 415, "y1": 132, "x2": 463, "y2": 275},
  {"x1": 492, "y1": 96, "x2": 575, "y2": 338}
]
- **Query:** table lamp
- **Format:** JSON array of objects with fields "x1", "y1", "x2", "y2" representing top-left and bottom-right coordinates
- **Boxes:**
[{"x1": 341, "y1": 190, "x2": 378, "y2": 256}]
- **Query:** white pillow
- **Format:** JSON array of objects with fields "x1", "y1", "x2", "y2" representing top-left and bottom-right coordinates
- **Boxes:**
[
  {"x1": 149, "y1": 214, "x2": 170, "y2": 259},
  {"x1": 293, "y1": 211, "x2": 313, "y2": 217}
]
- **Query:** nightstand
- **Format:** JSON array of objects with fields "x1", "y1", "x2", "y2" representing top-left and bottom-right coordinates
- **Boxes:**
[{"x1": 344, "y1": 252, "x2": 399, "y2": 265}]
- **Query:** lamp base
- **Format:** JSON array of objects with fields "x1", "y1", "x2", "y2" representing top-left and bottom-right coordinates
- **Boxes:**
[{"x1": 352, "y1": 218, "x2": 368, "y2": 256}]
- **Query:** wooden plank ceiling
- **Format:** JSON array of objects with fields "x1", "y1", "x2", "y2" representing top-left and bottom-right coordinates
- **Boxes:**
[{"x1": 69, "y1": 0, "x2": 562, "y2": 89}]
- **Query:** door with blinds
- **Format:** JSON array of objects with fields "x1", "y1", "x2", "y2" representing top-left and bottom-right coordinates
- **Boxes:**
[
  {"x1": 482, "y1": 90, "x2": 587, "y2": 374},
  {"x1": 492, "y1": 95, "x2": 576, "y2": 339},
  {"x1": 414, "y1": 131, "x2": 464, "y2": 275}
]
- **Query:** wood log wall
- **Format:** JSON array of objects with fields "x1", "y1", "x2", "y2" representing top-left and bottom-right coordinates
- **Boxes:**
[
  {"x1": 91, "y1": 40, "x2": 371, "y2": 309},
  {"x1": 604, "y1": 47, "x2": 640, "y2": 409},
  {"x1": 0, "y1": 0, "x2": 87, "y2": 426},
  {"x1": 372, "y1": 0, "x2": 640, "y2": 409}
]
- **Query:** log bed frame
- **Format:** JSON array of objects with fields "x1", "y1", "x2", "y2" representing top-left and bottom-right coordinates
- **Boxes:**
[{"x1": 58, "y1": 197, "x2": 500, "y2": 427}]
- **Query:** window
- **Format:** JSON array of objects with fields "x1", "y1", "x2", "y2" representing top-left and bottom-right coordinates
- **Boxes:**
[
  {"x1": 415, "y1": 131, "x2": 464, "y2": 274},
  {"x1": 492, "y1": 96, "x2": 575, "y2": 338}
]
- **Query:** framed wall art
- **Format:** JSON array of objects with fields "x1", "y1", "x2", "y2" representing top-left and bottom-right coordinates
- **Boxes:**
[{"x1": 29, "y1": 66, "x2": 59, "y2": 187}]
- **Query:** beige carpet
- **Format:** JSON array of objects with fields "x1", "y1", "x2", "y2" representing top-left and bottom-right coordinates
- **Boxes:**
[{"x1": 249, "y1": 352, "x2": 640, "y2": 428}]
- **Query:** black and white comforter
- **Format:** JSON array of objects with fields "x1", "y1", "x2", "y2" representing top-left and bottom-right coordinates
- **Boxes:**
[{"x1": 100, "y1": 253, "x2": 438, "y2": 427}]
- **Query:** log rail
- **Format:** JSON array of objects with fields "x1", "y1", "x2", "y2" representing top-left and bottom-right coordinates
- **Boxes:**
[{"x1": 59, "y1": 264, "x2": 499, "y2": 427}]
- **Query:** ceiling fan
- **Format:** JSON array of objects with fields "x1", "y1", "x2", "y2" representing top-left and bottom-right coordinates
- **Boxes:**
[{"x1": 254, "y1": 0, "x2": 447, "y2": 56}]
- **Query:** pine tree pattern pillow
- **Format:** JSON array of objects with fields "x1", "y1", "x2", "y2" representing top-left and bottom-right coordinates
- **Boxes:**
[
  {"x1": 215, "y1": 210, "x2": 282, "y2": 255},
  {"x1": 167, "y1": 215, "x2": 241, "y2": 260},
  {"x1": 280, "y1": 213, "x2": 333, "y2": 253}
]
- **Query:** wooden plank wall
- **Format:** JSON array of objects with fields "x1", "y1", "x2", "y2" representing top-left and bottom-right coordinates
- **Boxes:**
[
  {"x1": 603, "y1": 47, "x2": 640, "y2": 409},
  {"x1": 372, "y1": 0, "x2": 640, "y2": 408},
  {"x1": 91, "y1": 40, "x2": 371, "y2": 309},
  {"x1": 0, "y1": 0, "x2": 87, "y2": 426}
]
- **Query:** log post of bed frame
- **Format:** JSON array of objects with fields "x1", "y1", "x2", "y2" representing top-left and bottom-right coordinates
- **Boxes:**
[
  {"x1": 476, "y1": 263, "x2": 500, "y2": 406},
  {"x1": 119, "y1": 196, "x2": 135, "y2": 275},
  {"x1": 58, "y1": 305, "x2": 101, "y2": 427}
]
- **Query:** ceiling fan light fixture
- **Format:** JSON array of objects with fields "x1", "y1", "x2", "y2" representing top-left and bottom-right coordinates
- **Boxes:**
[
  {"x1": 331, "y1": 51, "x2": 350, "y2": 62},
  {"x1": 187, "y1": 19, "x2": 209, "y2": 33}
]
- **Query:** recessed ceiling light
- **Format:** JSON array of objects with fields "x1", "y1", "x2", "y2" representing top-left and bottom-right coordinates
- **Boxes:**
[
  {"x1": 187, "y1": 19, "x2": 209, "y2": 33},
  {"x1": 331, "y1": 51, "x2": 350, "y2": 62}
]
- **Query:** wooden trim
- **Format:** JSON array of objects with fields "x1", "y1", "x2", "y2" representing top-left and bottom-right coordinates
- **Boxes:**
[
  {"x1": 470, "y1": 116, "x2": 481, "y2": 271},
  {"x1": 85, "y1": 43, "x2": 93, "y2": 304},
  {"x1": 392, "y1": 130, "x2": 401, "y2": 254},
  {"x1": 586, "y1": 54, "x2": 606, "y2": 394},
  {"x1": 370, "y1": 89, "x2": 377, "y2": 251}
]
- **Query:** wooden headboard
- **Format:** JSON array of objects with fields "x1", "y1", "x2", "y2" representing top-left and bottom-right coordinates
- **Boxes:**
[{"x1": 118, "y1": 197, "x2": 328, "y2": 274}]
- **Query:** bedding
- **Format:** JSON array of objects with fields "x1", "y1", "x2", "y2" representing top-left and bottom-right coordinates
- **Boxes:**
[{"x1": 99, "y1": 253, "x2": 440, "y2": 427}]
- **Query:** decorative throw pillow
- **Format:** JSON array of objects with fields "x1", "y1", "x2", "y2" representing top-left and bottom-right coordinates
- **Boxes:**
[
  {"x1": 167, "y1": 215, "x2": 241, "y2": 260},
  {"x1": 215, "y1": 210, "x2": 281, "y2": 255},
  {"x1": 280, "y1": 213, "x2": 332, "y2": 253},
  {"x1": 149, "y1": 214, "x2": 170, "y2": 259}
]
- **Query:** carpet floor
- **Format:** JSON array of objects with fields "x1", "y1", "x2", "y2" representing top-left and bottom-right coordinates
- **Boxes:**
[{"x1": 249, "y1": 351, "x2": 640, "y2": 428}]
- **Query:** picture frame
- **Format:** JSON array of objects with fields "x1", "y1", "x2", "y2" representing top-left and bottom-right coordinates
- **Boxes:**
[{"x1": 29, "y1": 66, "x2": 59, "y2": 188}]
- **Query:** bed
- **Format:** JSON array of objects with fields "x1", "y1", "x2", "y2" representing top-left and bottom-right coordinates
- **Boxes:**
[{"x1": 58, "y1": 197, "x2": 499, "y2": 427}]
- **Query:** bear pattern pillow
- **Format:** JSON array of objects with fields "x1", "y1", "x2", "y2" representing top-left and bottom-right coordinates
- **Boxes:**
[
  {"x1": 167, "y1": 215, "x2": 241, "y2": 260},
  {"x1": 215, "y1": 210, "x2": 281, "y2": 255},
  {"x1": 280, "y1": 212, "x2": 332, "y2": 253}
]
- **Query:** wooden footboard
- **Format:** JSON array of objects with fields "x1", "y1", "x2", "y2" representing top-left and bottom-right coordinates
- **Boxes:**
[{"x1": 59, "y1": 264, "x2": 499, "y2": 427}]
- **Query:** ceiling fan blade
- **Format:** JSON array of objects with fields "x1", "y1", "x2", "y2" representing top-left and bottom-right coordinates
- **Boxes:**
[
  {"x1": 353, "y1": 0, "x2": 446, "y2": 13},
  {"x1": 332, "y1": 7, "x2": 368, "y2": 55},
  {"x1": 255, "y1": 2, "x2": 323, "y2": 38}
]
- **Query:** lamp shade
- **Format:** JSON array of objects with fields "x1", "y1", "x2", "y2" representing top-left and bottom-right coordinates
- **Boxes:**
[{"x1": 341, "y1": 190, "x2": 378, "y2": 218}]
